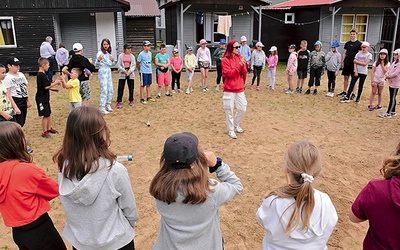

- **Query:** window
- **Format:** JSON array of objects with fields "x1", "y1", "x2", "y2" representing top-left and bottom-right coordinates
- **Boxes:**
[
  {"x1": 341, "y1": 14, "x2": 368, "y2": 43},
  {"x1": 0, "y1": 17, "x2": 17, "y2": 48},
  {"x1": 285, "y1": 13, "x2": 295, "y2": 24},
  {"x1": 213, "y1": 13, "x2": 227, "y2": 43}
]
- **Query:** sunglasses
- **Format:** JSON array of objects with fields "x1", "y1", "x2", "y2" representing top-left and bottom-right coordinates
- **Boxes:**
[{"x1": 233, "y1": 46, "x2": 240, "y2": 49}]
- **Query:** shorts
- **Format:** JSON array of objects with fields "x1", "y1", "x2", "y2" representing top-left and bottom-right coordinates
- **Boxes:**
[
  {"x1": 198, "y1": 61, "x2": 210, "y2": 69},
  {"x1": 69, "y1": 102, "x2": 82, "y2": 112},
  {"x1": 79, "y1": 80, "x2": 91, "y2": 101},
  {"x1": 186, "y1": 70, "x2": 194, "y2": 81},
  {"x1": 157, "y1": 72, "x2": 171, "y2": 87},
  {"x1": 297, "y1": 69, "x2": 308, "y2": 79},
  {"x1": 36, "y1": 101, "x2": 51, "y2": 117},
  {"x1": 341, "y1": 59, "x2": 354, "y2": 76},
  {"x1": 140, "y1": 73, "x2": 152, "y2": 86}
]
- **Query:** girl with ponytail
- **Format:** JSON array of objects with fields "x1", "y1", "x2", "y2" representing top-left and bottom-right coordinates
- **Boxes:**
[{"x1": 256, "y1": 141, "x2": 338, "y2": 249}]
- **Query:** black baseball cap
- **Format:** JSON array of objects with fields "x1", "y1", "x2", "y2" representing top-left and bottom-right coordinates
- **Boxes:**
[
  {"x1": 163, "y1": 132, "x2": 199, "y2": 169},
  {"x1": 5, "y1": 56, "x2": 22, "y2": 66}
]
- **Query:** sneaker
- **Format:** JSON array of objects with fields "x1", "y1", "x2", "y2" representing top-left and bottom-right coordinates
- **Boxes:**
[
  {"x1": 41, "y1": 131, "x2": 51, "y2": 138},
  {"x1": 337, "y1": 91, "x2": 346, "y2": 97},
  {"x1": 256, "y1": 86, "x2": 260, "y2": 90},
  {"x1": 129, "y1": 101, "x2": 134, "y2": 106},
  {"x1": 295, "y1": 87, "x2": 299, "y2": 92},
  {"x1": 177, "y1": 89, "x2": 182, "y2": 93},
  {"x1": 379, "y1": 113, "x2": 392, "y2": 118},
  {"x1": 355, "y1": 98, "x2": 360, "y2": 104},
  {"x1": 147, "y1": 97, "x2": 155, "y2": 102},
  {"x1": 27, "y1": 144, "x2": 33, "y2": 154},
  {"x1": 215, "y1": 85, "x2": 219, "y2": 91},
  {"x1": 140, "y1": 99, "x2": 148, "y2": 104},
  {"x1": 228, "y1": 130, "x2": 237, "y2": 139},
  {"x1": 186, "y1": 89, "x2": 190, "y2": 94},
  {"x1": 235, "y1": 126, "x2": 244, "y2": 133},
  {"x1": 350, "y1": 93, "x2": 356, "y2": 100},
  {"x1": 268, "y1": 86, "x2": 272, "y2": 90},
  {"x1": 99, "y1": 107, "x2": 109, "y2": 115},
  {"x1": 250, "y1": 85, "x2": 254, "y2": 89},
  {"x1": 48, "y1": 128, "x2": 58, "y2": 134},
  {"x1": 190, "y1": 87, "x2": 194, "y2": 92},
  {"x1": 105, "y1": 104, "x2": 113, "y2": 112},
  {"x1": 305, "y1": 89, "x2": 311, "y2": 95},
  {"x1": 313, "y1": 89, "x2": 318, "y2": 95},
  {"x1": 368, "y1": 105, "x2": 374, "y2": 111},
  {"x1": 375, "y1": 105, "x2": 382, "y2": 110},
  {"x1": 202, "y1": 87, "x2": 206, "y2": 92},
  {"x1": 171, "y1": 90, "x2": 176, "y2": 94},
  {"x1": 391, "y1": 112, "x2": 397, "y2": 117},
  {"x1": 340, "y1": 97, "x2": 350, "y2": 103},
  {"x1": 329, "y1": 92, "x2": 334, "y2": 97},
  {"x1": 285, "y1": 89, "x2": 294, "y2": 94},
  {"x1": 166, "y1": 93, "x2": 172, "y2": 97},
  {"x1": 116, "y1": 102, "x2": 122, "y2": 109},
  {"x1": 205, "y1": 87, "x2": 209, "y2": 91},
  {"x1": 156, "y1": 94, "x2": 161, "y2": 99},
  {"x1": 326, "y1": 92, "x2": 331, "y2": 96}
]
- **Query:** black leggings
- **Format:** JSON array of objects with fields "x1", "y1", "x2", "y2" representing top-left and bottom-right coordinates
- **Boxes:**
[
  {"x1": 73, "y1": 240, "x2": 134, "y2": 250},
  {"x1": 171, "y1": 71, "x2": 181, "y2": 90},
  {"x1": 346, "y1": 73, "x2": 367, "y2": 100},
  {"x1": 251, "y1": 66, "x2": 262, "y2": 86},
  {"x1": 216, "y1": 65, "x2": 223, "y2": 85},
  {"x1": 387, "y1": 87, "x2": 399, "y2": 113},
  {"x1": 327, "y1": 70, "x2": 336, "y2": 92},
  {"x1": 117, "y1": 77, "x2": 134, "y2": 102}
]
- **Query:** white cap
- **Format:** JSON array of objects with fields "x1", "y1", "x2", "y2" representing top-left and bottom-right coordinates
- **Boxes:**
[
  {"x1": 379, "y1": 49, "x2": 388, "y2": 54},
  {"x1": 240, "y1": 36, "x2": 247, "y2": 42},
  {"x1": 173, "y1": 48, "x2": 179, "y2": 53},
  {"x1": 393, "y1": 48, "x2": 400, "y2": 54},
  {"x1": 255, "y1": 42, "x2": 264, "y2": 47},
  {"x1": 361, "y1": 41, "x2": 370, "y2": 48},
  {"x1": 199, "y1": 39, "x2": 207, "y2": 45},
  {"x1": 269, "y1": 46, "x2": 277, "y2": 51},
  {"x1": 73, "y1": 43, "x2": 83, "y2": 51}
]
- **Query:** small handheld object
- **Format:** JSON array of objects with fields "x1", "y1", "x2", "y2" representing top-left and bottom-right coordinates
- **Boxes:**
[
  {"x1": 83, "y1": 68, "x2": 92, "y2": 77},
  {"x1": 146, "y1": 120, "x2": 151, "y2": 127},
  {"x1": 116, "y1": 154, "x2": 133, "y2": 161}
]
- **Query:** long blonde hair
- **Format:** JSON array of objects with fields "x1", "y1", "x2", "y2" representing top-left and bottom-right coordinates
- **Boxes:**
[{"x1": 266, "y1": 141, "x2": 322, "y2": 235}]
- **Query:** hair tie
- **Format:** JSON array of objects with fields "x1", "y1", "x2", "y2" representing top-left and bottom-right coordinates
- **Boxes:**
[{"x1": 301, "y1": 173, "x2": 314, "y2": 183}]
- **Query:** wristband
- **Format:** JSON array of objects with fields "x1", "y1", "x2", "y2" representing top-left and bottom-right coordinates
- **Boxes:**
[{"x1": 209, "y1": 157, "x2": 222, "y2": 173}]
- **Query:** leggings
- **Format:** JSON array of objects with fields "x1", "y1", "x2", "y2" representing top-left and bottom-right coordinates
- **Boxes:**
[
  {"x1": 171, "y1": 71, "x2": 181, "y2": 90},
  {"x1": 216, "y1": 65, "x2": 223, "y2": 85},
  {"x1": 346, "y1": 73, "x2": 367, "y2": 100},
  {"x1": 308, "y1": 66, "x2": 323, "y2": 87},
  {"x1": 251, "y1": 66, "x2": 262, "y2": 86},
  {"x1": 327, "y1": 70, "x2": 336, "y2": 92},
  {"x1": 386, "y1": 87, "x2": 399, "y2": 114},
  {"x1": 117, "y1": 77, "x2": 134, "y2": 102}
]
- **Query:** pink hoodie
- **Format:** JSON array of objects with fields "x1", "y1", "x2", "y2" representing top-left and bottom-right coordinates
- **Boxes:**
[
  {"x1": 286, "y1": 52, "x2": 298, "y2": 76},
  {"x1": 266, "y1": 55, "x2": 279, "y2": 70},
  {"x1": 386, "y1": 61, "x2": 400, "y2": 88}
]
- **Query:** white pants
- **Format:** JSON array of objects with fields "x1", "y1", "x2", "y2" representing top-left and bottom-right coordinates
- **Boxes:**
[{"x1": 222, "y1": 91, "x2": 247, "y2": 132}]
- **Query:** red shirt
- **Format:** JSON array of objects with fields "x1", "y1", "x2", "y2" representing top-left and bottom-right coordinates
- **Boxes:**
[
  {"x1": 221, "y1": 55, "x2": 247, "y2": 93},
  {"x1": 351, "y1": 176, "x2": 400, "y2": 250},
  {"x1": 0, "y1": 160, "x2": 59, "y2": 227}
]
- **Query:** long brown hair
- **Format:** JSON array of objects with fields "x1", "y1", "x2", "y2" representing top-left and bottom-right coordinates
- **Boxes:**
[
  {"x1": 100, "y1": 38, "x2": 112, "y2": 54},
  {"x1": 0, "y1": 121, "x2": 32, "y2": 163},
  {"x1": 266, "y1": 141, "x2": 322, "y2": 235},
  {"x1": 53, "y1": 106, "x2": 116, "y2": 180},
  {"x1": 149, "y1": 147, "x2": 213, "y2": 204},
  {"x1": 380, "y1": 141, "x2": 400, "y2": 179}
]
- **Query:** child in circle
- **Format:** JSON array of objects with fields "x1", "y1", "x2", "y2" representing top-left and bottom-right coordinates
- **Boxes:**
[
  {"x1": 379, "y1": 48, "x2": 400, "y2": 118},
  {"x1": 369, "y1": 49, "x2": 389, "y2": 111},
  {"x1": 170, "y1": 48, "x2": 183, "y2": 93},
  {"x1": 184, "y1": 47, "x2": 196, "y2": 94},
  {"x1": 196, "y1": 39, "x2": 211, "y2": 92},
  {"x1": 250, "y1": 41, "x2": 266, "y2": 90},
  {"x1": 266, "y1": 46, "x2": 279, "y2": 90},
  {"x1": 285, "y1": 44, "x2": 298, "y2": 94}
]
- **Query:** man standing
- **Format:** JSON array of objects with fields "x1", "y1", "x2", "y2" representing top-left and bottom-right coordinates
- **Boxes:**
[
  {"x1": 337, "y1": 29, "x2": 362, "y2": 97},
  {"x1": 40, "y1": 36, "x2": 56, "y2": 82}
]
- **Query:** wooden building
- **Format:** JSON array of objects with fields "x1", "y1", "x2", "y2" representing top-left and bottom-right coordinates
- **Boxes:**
[{"x1": 0, "y1": 0, "x2": 130, "y2": 72}]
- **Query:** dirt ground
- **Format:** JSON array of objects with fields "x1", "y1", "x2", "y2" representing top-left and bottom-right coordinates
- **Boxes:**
[{"x1": 1, "y1": 69, "x2": 399, "y2": 250}]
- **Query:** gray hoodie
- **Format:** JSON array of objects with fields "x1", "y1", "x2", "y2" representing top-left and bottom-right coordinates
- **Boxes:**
[{"x1": 59, "y1": 158, "x2": 138, "y2": 250}]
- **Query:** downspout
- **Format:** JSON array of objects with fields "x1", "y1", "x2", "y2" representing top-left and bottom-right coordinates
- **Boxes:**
[
  {"x1": 391, "y1": 7, "x2": 399, "y2": 61},
  {"x1": 259, "y1": 5, "x2": 262, "y2": 41},
  {"x1": 330, "y1": 6, "x2": 341, "y2": 43}
]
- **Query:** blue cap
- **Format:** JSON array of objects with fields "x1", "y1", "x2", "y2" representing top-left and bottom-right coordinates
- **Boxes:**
[
  {"x1": 219, "y1": 39, "x2": 227, "y2": 44},
  {"x1": 331, "y1": 41, "x2": 340, "y2": 48}
]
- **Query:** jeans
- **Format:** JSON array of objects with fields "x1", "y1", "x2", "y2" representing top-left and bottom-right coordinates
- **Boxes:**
[{"x1": 346, "y1": 73, "x2": 367, "y2": 100}]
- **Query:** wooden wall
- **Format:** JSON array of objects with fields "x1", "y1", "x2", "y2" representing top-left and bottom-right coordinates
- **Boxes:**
[{"x1": 125, "y1": 17, "x2": 156, "y2": 54}]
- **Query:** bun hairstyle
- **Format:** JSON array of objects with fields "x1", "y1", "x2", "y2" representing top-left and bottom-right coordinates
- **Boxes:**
[{"x1": 267, "y1": 140, "x2": 322, "y2": 235}]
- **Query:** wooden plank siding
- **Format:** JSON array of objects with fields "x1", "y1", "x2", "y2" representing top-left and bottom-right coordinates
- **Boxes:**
[
  {"x1": 165, "y1": 5, "x2": 178, "y2": 46},
  {"x1": 0, "y1": 0, "x2": 129, "y2": 11},
  {"x1": 126, "y1": 17, "x2": 156, "y2": 54}
]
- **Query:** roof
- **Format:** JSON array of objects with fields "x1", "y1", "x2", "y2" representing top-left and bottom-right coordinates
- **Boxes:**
[
  {"x1": 267, "y1": 0, "x2": 341, "y2": 9},
  {"x1": 159, "y1": 0, "x2": 271, "y2": 10},
  {"x1": 125, "y1": 0, "x2": 160, "y2": 17}
]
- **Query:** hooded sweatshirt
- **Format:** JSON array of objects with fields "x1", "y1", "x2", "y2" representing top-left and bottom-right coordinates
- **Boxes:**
[
  {"x1": 0, "y1": 160, "x2": 59, "y2": 227},
  {"x1": 221, "y1": 55, "x2": 247, "y2": 92},
  {"x1": 59, "y1": 158, "x2": 138, "y2": 250},
  {"x1": 67, "y1": 54, "x2": 95, "y2": 82},
  {"x1": 257, "y1": 189, "x2": 338, "y2": 250},
  {"x1": 386, "y1": 61, "x2": 400, "y2": 88},
  {"x1": 351, "y1": 176, "x2": 400, "y2": 250}
]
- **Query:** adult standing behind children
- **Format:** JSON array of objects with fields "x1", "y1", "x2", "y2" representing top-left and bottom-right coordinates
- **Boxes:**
[
  {"x1": 55, "y1": 43, "x2": 69, "y2": 74},
  {"x1": 116, "y1": 43, "x2": 136, "y2": 109},
  {"x1": 0, "y1": 64, "x2": 15, "y2": 122},
  {"x1": 137, "y1": 40, "x2": 155, "y2": 104},
  {"x1": 257, "y1": 140, "x2": 338, "y2": 249},
  {"x1": 170, "y1": 48, "x2": 183, "y2": 93},
  {"x1": 349, "y1": 139, "x2": 400, "y2": 249},
  {"x1": 196, "y1": 39, "x2": 211, "y2": 92},
  {"x1": 62, "y1": 43, "x2": 95, "y2": 106},
  {"x1": 150, "y1": 132, "x2": 243, "y2": 250},
  {"x1": 39, "y1": 36, "x2": 56, "y2": 82},
  {"x1": 305, "y1": 41, "x2": 325, "y2": 95},
  {"x1": 296, "y1": 40, "x2": 309, "y2": 93},
  {"x1": 155, "y1": 44, "x2": 172, "y2": 98},
  {"x1": 325, "y1": 41, "x2": 342, "y2": 97},
  {"x1": 0, "y1": 121, "x2": 66, "y2": 250},
  {"x1": 338, "y1": 29, "x2": 362, "y2": 97},
  {"x1": 250, "y1": 41, "x2": 266, "y2": 90},
  {"x1": 212, "y1": 39, "x2": 227, "y2": 91},
  {"x1": 184, "y1": 46, "x2": 196, "y2": 94},
  {"x1": 55, "y1": 106, "x2": 138, "y2": 250},
  {"x1": 221, "y1": 40, "x2": 247, "y2": 139},
  {"x1": 96, "y1": 38, "x2": 115, "y2": 114},
  {"x1": 35, "y1": 57, "x2": 62, "y2": 138}
]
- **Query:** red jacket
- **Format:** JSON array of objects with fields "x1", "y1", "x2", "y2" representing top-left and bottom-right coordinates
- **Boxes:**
[
  {"x1": 221, "y1": 55, "x2": 247, "y2": 93},
  {"x1": 0, "y1": 160, "x2": 59, "y2": 227}
]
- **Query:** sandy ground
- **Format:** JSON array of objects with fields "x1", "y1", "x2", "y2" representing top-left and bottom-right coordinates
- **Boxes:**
[{"x1": 1, "y1": 69, "x2": 399, "y2": 250}]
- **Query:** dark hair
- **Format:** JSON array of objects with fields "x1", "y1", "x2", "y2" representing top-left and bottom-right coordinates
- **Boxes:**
[
  {"x1": 160, "y1": 44, "x2": 166, "y2": 49},
  {"x1": 38, "y1": 57, "x2": 49, "y2": 67},
  {"x1": 149, "y1": 147, "x2": 214, "y2": 204},
  {"x1": 100, "y1": 38, "x2": 112, "y2": 54},
  {"x1": 350, "y1": 29, "x2": 358, "y2": 34},
  {"x1": 59, "y1": 43, "x2": 65, "y2": 48},
  {"x1": 0, "y1": 122, "x2": 32, "y2": 163},
  {"x1": 376, "y1": 53, "x2": 389, "y2": 67},
  {"x1": 380, "y1": 141, "x2": 400, "y2": 179},
  {"x1": 53, "y1": 106, "x2": 116, "y2": 180},
  {"x1": 0, "y1": 64, "x2": 5, "y2": 68},
  {"x1": 224, "y1": 40, "x2": 239, "y2": 59}
]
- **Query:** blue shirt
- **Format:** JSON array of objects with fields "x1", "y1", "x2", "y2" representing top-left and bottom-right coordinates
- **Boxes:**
[
  {"x1": 137, "y1": 51, "x2": 152, "y2": 74},
  {"x1": 239, "y1": 44, "x2": 251, "y2": 62},
  {"x1": 155, "y1": 53, "x2": 170, "y2": 74}
]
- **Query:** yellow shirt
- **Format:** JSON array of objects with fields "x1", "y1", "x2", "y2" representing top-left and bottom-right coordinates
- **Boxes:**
[
  {"x1": 185, "y1": 54, "x2": 196, "y2": 69},
  {"x1": 67, "y1": 78, "x2": 82, "y2": 103}
]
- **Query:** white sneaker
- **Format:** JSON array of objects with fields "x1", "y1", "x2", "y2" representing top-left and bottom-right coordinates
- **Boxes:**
[
  {"x1": 99, "y1": 107, "x2": 109, "y2": 115},
  {"x1": 215, "y1": 85, "x2": 219, "y2": 91},
  {"x1": 202, "y1": 87, "x2": 207, "y2": 92},
  {"x1": 186, "y1": 89, "x2": 190, "y2": 94},
  {"x1": 235, "y1": 126, "x2": 244, "y2": 133},
  {"x1": 329, "y1": 92, "x2": 335, "y2": 97},
  {"x1": 190, "y1": 87, "x2": 194, "y2": 92},
  {"x1": 105, "y1": 104, "x2": 113, "y2": 112},
  {"x1": 228, "y1": 130, "x2": 237, "y2": 139},
  {"x1": 326, "y1": 92, "x2": 331, "y2": 96}
]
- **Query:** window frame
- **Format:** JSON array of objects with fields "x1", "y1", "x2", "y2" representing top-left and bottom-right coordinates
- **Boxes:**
[
  {"x1": 340, "y1": 14, "x2": 369, "y2": 43},
  {"x1": 285, "y1": 13, "x2": 295, "y2": 24},
  {"x1": 0, "y1": 16, "x2": 17, "y2": 48}
]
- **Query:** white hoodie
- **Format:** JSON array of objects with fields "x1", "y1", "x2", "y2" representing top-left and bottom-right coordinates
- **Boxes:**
[
  {"x1": 256, "y1": 189, "x2": 337, "y2": 250},
  {"x1": 59, "y1": 158, "x2": 138, "y2": 250}
]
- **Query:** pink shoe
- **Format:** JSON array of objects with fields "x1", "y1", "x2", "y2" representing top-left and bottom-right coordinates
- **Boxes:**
[
  {"x1": 129, "y1": 101, "x2": 134, "y2": 106},
  {"x1": 250, "y1": 85, "x2": 254, "y2": 89},
  {"x1": 116, "y1": 102, "x2": 122, "y2": 109},
  {"x1": 256, "y1": 86, "x2": 260, "y2": 90}
]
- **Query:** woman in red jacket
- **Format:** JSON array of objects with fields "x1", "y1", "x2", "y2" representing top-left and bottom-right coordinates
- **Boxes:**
[{"x1": 221, "y1": 40, "x2": 248, "y2": 139}]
